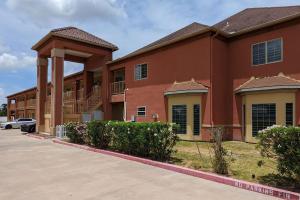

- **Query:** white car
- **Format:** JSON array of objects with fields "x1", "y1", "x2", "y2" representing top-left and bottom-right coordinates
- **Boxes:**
[{"x1": 1, "y1": 118, "x2": 36, "y2": 129}]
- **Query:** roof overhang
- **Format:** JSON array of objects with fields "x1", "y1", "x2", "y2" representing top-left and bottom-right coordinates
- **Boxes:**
[
  {"x1": 32, "y1": 32, "x2": 118, "y2": 51},
  {"x1": 235, "y1": 85, "x2": 300, "y2": 94},
  {"x1": 224, "y1": 12, "x2": 300, "y2": 38},
  {"x1": 164, "y1": 89, "x2": 208, "y2": 96}
]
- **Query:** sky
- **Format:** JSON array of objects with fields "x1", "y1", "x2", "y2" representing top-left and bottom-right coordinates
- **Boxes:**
[{"x1": 0, "y1": 0, "x2": 300, "y2": 104}]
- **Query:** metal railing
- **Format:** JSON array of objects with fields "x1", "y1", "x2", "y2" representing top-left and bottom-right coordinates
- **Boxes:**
[
  {"x1": 17, "y1": 101, "x2": 25, "y2": 109},
  {"x1": 111, "y1": 81, "x2": 125, "y2": 94},
  {"x1": 27, "y1": 99, "x2": 36, "y2": 108}
]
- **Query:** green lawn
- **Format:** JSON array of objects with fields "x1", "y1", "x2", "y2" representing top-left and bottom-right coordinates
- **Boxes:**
[{"x1": 171, "y1": 140, "x2": 277, "y2": 183}]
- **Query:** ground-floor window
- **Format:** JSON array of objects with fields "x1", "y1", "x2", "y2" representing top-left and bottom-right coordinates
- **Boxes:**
[
  {"x1": 172, "y1": 105, "x2": 187, "y2": 134},
  {"x1": 285, "y1": 103, "x2": 293, "y2": 126},
  {"x1": 193, "y1": 104, "x2": 200, "y2": 135},
  {"x1": 252, "y1": 103, "x2": 276, "y2": 136}
]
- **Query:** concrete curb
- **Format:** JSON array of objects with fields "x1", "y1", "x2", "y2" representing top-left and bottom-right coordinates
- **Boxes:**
[
  {"x1": 52, "y1": 139, "x2": 300, "y2": 200},
  {"x1": 25, "y1": 133, "x2": 45, "y2": 140}
]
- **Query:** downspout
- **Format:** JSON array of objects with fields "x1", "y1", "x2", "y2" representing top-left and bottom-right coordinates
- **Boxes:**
[
  {"x1": 123, "y1": 88, "x2": 128, "y2": 121},
  {"x1": 210, "y1": 30, "x2": 220, "y2": 128}
]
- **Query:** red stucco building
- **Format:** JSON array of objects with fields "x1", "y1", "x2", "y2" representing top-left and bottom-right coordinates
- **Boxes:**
[{"x1": 7, "y1": 6, "x2": 300, "y2": 142}]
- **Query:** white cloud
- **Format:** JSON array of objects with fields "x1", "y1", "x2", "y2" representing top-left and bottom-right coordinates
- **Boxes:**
[
  {"x1": 0, "y1": 53, "x2": 35, "y2": 71},
  {"x1": 6, "y1": 0, "x2": 127, "y2": 27}
]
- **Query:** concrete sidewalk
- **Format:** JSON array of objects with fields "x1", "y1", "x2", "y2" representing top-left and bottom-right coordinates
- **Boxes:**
[{"x1": 0, "y1": 129, "x2": 278, "y2": 200}]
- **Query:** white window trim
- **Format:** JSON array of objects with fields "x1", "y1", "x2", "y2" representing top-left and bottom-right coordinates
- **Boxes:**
[
  {"x1": 137, "y1": 106, "x2": 146, "y2": 117},
  {"x1": 134, "y1": 63, "x2": 148, "y2": 81},
  {"x1": 251, "y1": 38, "x2": 283, "y2": 66}
]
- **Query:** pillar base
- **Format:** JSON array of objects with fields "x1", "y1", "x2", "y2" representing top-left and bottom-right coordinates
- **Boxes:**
[{"x1": 50, "y1": 127, "x2": 56, "y2": 136}]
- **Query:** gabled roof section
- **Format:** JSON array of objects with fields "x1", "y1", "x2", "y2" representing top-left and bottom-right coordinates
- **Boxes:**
[
  {"x1": 32, "y1": 27, "x2": 118, "y2": 51},
  {"x1": 235, "y1": 73, "x2": 300, "y2": 93},
  {"x1": 165, "y1": 79, "x2": 208, "y2": 95},
  {"x1": 109, "y1": 22, "x2": 210, "y2": 64},
  {"x1": 214, "y1": 6, "x2": 300, "y2": 36}
]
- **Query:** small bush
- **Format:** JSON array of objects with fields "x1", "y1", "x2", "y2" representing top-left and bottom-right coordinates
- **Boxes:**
[
  {"x1": 65, "y1": 121, "x2": 178, "y2": 162},
  {"x1": 211, "y1": 127, "x2": 228, "y2": 175},
  {"x1": 257, "y1": 125, "x2": 300, "y2": 181},
  {"x1": 87, "y1": 120, "x2": 111, "y2": 149},
  {"x1": 65, "y1": 122, "x2": 86, "y2": 144},
  {"x1": 107, "y1": 121, "x2": 178, "y2": 161}
]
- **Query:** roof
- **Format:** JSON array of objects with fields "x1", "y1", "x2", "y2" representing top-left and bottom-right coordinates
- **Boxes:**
[
  {"x1": 7, "y1": 71, "x2": 84, "y2": 98},
  {"x1": 32, "y1": 27, "x2": 118, "y2": 51},
  {"x1": 7, "y1": 87, "x2": 37, "y2": 98},
  {"x1": 235, "y1": 73, "x2": 300, "y2": 93},
  {"x1": 165, "y1": 79, "x2": 208, "y2": 95},
  {"x1": 108, "y1": 6, "x2": 300, "y2": 64},
  {"x1": 109, "y1": 22, "x2": 210, "y2": 64},
  {"x1": 214, "y1": 6, "x2": 300, "y2": 35}
]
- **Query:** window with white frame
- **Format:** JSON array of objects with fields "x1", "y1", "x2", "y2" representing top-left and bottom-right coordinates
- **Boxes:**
[
  {"x1": 135, "y1": 64, "x2": 148, "y2": 80},
  {"x1": 137, "y1": 106, "x2": 146, "y2": 116},
  {"x1": 252, "y1": 38, "x2": 282, "y2": 65}
]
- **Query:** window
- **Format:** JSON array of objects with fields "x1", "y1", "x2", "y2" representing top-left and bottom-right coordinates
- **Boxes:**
[
  {"x1": 252, "y1": 42, "x2": 266, "y2": 65},
  {"x1": 252, "y1": 104, "x2": 276, "y2": 136},
  {"x1": 193, "y1": 104, "x2": 200, "y2": 135},
  {"x1": 286, "y1": 103, "x2": 293, "y2": 126},
  {"x1": 252, "y1": 38, "x2": 282, "y2": 65},
  {"x1": 135, "y1": 64, "x2": 148, "y2": 80},
  {"x1": 172, "y1": 105, "x2": 187, "y2": 134},
  {"x1": 137, "y1": 107, "x2": 146, "y2": 116},
  {"x1": 267, "y1": 39, "x2": 282, "y2": 63}
]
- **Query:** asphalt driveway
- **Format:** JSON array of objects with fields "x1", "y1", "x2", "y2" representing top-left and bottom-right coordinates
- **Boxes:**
[{"x1": 0, "y1": 129, "x2": 278, "y2": 200}]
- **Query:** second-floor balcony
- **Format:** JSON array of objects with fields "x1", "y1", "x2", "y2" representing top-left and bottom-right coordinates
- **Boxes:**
[
  {"x1": 27, "y1": 99, "x2": 36, "y2": 108},
  {"x1": 17, "y1": 101, "x2": 25, "y2": 109},
  {"x1": 111, "y1": 81, "x2": 125, "y2": 95}
]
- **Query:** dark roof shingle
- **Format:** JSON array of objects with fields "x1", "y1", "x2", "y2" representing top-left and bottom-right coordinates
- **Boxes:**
[
  {"x1": 214, "y1": 6, "x2": 300, "y2": 34},
  {"x1": 235, "y1": 73, "x2": 300, "y2": 93},
  {"x1": 51, "y1": 27, "x2": 118, "y2": 50}
]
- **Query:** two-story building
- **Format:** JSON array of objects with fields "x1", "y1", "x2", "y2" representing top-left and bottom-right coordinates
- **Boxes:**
[{"x1": 7, "y1": 6, "x2": 300, "y2": 142}]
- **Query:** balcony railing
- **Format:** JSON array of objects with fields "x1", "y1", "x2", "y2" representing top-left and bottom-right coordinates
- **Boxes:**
[
  {"x1": 27, "y1": 99, "x2": 36, "y2": 108},
  {"x1": 17, "y1": 101, "x2": 25, "y2": 109},
  {"x1": 64, "y1": 91, "x2": 75, "y2": 102},
  {"x1": 44, "y1": 86, "x2": 102, "y2": 115},
  {"x1": 111, "y1": 81, "x2": 125, "y2": 95}
]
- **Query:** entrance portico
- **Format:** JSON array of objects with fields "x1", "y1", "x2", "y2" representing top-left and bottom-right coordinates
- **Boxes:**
[{"x1": 32, "y1": 27, "x2": 118, "y2": 135}]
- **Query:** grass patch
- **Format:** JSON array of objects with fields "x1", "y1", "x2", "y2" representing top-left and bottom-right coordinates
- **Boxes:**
[{"x1": 171, "y1": 140, "x2": 278, "y2": 184}]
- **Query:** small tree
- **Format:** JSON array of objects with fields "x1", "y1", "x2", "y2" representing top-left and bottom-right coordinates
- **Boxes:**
[
  {"x1": 211, "y1": 126, "x2": 228, "y2": 175},
  {"x1": 0, "y1": 104, "x2": 7, "y2": 116}
]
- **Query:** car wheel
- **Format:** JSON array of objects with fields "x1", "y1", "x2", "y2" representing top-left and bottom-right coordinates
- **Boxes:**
[
  {"x1": 5, "y1": 125, "x2": 12, "y2": 129},
  {"x1": 29, "y1": 127, "x2": 35, "y2": 133}
]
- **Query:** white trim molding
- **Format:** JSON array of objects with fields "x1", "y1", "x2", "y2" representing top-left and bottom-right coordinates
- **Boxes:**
[
  {"x1": 165, "y1": 89, "x2": 208, "y2": 96},
  {"x1": 235, "y1": 85, "x2": 300, "y2": 93}
]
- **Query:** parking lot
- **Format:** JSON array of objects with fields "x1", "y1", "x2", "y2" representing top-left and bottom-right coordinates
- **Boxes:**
[{"x1": 0, "y1": 129, "x2": 278, "y2": 200}]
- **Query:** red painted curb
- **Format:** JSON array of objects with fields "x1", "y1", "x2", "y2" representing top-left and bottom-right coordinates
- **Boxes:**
[
  {"x1": 26, "y1": 134, "x2": 44, "y2": 140},
  {"x1": 52, "y1": 139, "x2": 300, "y2": 200}
]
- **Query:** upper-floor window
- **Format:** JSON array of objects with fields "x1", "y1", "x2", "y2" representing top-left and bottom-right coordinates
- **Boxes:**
[
  {"x1": 135, "y1": 64, "x2": 148, "y2": 80},
  {"x1": 252, "y1": 38, "x2": 282, "y2": 66}
]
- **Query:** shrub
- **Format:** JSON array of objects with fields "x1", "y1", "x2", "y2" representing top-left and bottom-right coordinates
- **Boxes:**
[
  {"x1": 257, "y1": 125, "x2": 300, "y2": 181},
  {"x1": 210, "y1": 127, "x2": 228, "y2": 175},
  {"x1": 65, "y1": 121, "x2": 178, "y2": 162},
  {"x1": 87, "y1": 120, "x2": 111, "y2": 149},
  {"x1": 65, "y1": 122, "x2": 86, "y2": 144},
  {"x1": 108, "y1": 121, "x2": 178, "y2": 161}
]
